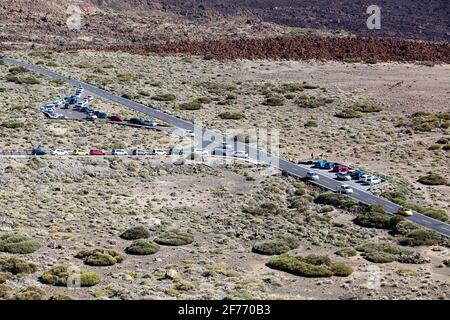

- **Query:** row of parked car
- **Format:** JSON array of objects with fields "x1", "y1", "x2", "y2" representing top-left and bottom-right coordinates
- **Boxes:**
[
  {"x1": 31, "y1": 147, "x2": 249, "y2": 158},
  {"x1": 312, "y1": 160, "x2": 383, "y2": 185}
]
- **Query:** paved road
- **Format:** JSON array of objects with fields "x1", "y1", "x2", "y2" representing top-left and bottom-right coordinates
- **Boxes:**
[{"x1": 3, "y1": 55, "x2": 450, "y2": 238}]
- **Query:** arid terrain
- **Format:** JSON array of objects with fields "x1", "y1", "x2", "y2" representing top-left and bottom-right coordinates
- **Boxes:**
[{"x1": 0, "y1": 0, "x2": 449, "y2": 301}]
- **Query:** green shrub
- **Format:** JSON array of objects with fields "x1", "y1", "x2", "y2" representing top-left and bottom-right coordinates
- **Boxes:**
[
  {"x1": 399, "y1": 229, "x2": 440, "y2": 246},
  {"x1": 125, "y1": 240, "x2": 160, "y2": 255},
  {"x1": 356, "y1": 242, "x2": 426, "y2": 263},
  {"x1": 0, "y1": 272, "x2": 12, "y2": 284},
  {"x1": 252, "y1": 236, "x2": 299, "y2": 256},
  {"x1": 364, "y1": 252, "x2": 398, "y2": 263},
  {"x1": 267, "y1": 253, "x2": 352, "y2": 278},
  {"x1": 0, "y1": 256, "x2": 37, "y2": 274},
  {"x1": 177, "y1": 101, "x2": 203, "y2": 110},
  {"x1": 335, "y1": 248, "x2": 357, "y2": 257},
  {"x1": 351, "y1": 103, "x2": 383, "y2": 113},
  {"x1": 428, "y1": 144, "x2": 442, "y2": 151},
  {"x1": 75, "y1": 248, "x2": 125, "y2": 266},
  {"x1": 330, "y1": 262, "x2": 354, "y2": 277},
  {"x1": 120, "y1": 226, "x2": 150, "y2": 240},
  {"x1": 8, "y1": 66, "x2": 27, "y2": 75},
  {"x1": 417, "y1": 174, "x2": 447, "y2": 186},
  {"x1": 304, "y1": 120, "x2": 318, "y2": 128},
  {"x1": 152, "y1": 93, "x2": 176, "y2": 101},
  {"x1": 0, "y1": 284, "x2": 12, "y2": 298},
  {"x1": 49, "y1": 293, "x2": 74, "y2": 300},
  {"x1": 335, "y1": 109, "x2": 362, "y2": 119},
  {"x1": 195, "y1": 96, "x2": 212, "y2": 104},
  {"x1": 218, "y1": 112, "x2": 244, "y2": 120},
  {"x1": 314, "y1": 192, "x2": 358, "y2": 209},
  {"x1": 411, "y1": 112, "x2": 449, "y2": 132},
  {"x1": 15, "y1": 285, "x2": 46, "y2": 300},
  {"x1": 279, "y1": 82, "x2": 304, "y2": 92},
  {"x1": 443, "y1": 144, "x2": 450, "y2": 151},
  {"x1": 354, "y1": 205, "x2": 393, "y2": 229},
  {"x1": 155, "y1": 229, "x2": 194, "y2": 246},
  {"x1": 303, "y1": 83, "x2": 319, "y2": 90},
  {"x1": 0, "y1": 234, "x2": 41, "y2": 254},
  {"x1": 263, "y1": 96, "x2": 285, "y2": 106},
  {"x1": 40, "y1": 265, "x2": 100, "y2": 287}
]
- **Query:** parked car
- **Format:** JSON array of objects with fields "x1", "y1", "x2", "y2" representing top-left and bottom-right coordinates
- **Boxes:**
[
  {"x1": 324, "y1": 161, "x2": 336, "y2": 169},
  {"x1": 306, "y1": 171, "x2": 319, "y2": 181},
  {"x1": 359, "y1": 174, "x2": 370, "y2": 182},
  {"x1": 340, "y1": 185, "x2": 354, "y2": 194},
  {"x1": 31, "y1": 148, "x2": 46, "y2": 156},
  {"x1": 185, "y1": 130, "x2": 195, "y2": 137},
  {"x1": 112, "y1": 149, "x2": 128, "y2": 156},
  {"x1": 132, "y1": 150, "x2": 148, "y2": 156},
  {"x1": 129, "y1": 118, "x2": 142, "y2": 125},
  {"x1": 169, "y1": 148, "x2": 184, "y2": 156},
  {"x1": 152, "y1": 149, "x2": 167, "y2": 156},
  {"x1": 90, "y1": 149, "x2": 106, "y2": 156},
  {"x1": 62, "y1": 103, "x2": 70, "y2": 109},
  {"x1": 233, "y1": 150, "x2": 249, "y2": 158},
  {"x1": 213, "y1": 148, "x2": 230, "y2": 156},
  {"x1": 337, "y1": 172, "x2": 351, "y2": 181},
  {"x1": 84, "y1": 95, "x2": 93, "y2": 102},
  {"x1": 397, "y1": 207, "x2": 413, "y2": 217},
  {"x1": 73, "y1": 150, "x2": 89, "y2": 156},
  {"x1": 109, "y1": 115, "x2": 124, "y2": 122},
  {"x1": 141, "y1": 119, "x2": 157, "y2": 127},
  {"x1": 193, "y1": 148, "x2": 209, "y2": 156},
  {"x1": 352, "y1": 170, "x2": 366, "y2": 180},
  {"x1": 68, "y1": 96, "x2": 78, "y2": 104},
  {"x1": 366, "y1": 176, "x2": 382, "y2": 185},
  {"x1": 95, "y1": 111, "x2": 108, "y2": 119},
  {"x1": 75, "y1": 87, "x2": 84, "y2": 94},
  {"x1": 86, "y1": 114, "x2": 98, "y2": 120},
  {"x1": 51, "y1": 149, "x2": 69, "y2": 156}
]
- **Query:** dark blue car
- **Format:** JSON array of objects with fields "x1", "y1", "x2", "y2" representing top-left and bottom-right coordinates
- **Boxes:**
[{"x1": 32, "y1": 148, "x2": 47, "y2": 156}]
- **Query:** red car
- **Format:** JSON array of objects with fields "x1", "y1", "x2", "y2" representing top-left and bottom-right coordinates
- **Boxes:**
[
  {"x1": 109, "y1": 115, "x2": 124, "y2": 122},
  {"x1": 90, "y1": 149, "x2": 106, "y2": 156}
]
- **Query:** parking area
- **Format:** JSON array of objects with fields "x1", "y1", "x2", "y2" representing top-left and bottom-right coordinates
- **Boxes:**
[
  {"x1": 306, "y1": 160, "x2": 387, "y2": 192},
  {"x1": 40, "y1": 88, "x2": 174, "y2": 133}
]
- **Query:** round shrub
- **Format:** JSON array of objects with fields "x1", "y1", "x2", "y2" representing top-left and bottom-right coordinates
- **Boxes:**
[
  {"x1": 76, "y1": 248, "x2": 125, "y2": 267},
  {"x1": 267, "y1": 254, "x2": 333, "y2": 278},
  {"x1": 335, "y1": 248, "x2": 357, "y2": 257},
  {"x1": 49, "y1": 293, "x2": 74, "y2": 300},
  {"x1": 155, "y1": 230, "x2": 194, "y2": 246},
  {"x1": 0, "y1": 272, "x2": 12, "y2": 284},
  {"x1": 364, "y1": 251, "x2": 398, "y2": 263},
  {"x1": 354, "y1": 205, "x2": 392, "y2": 229},
  {"x1": 151, "y1": 93, "x2": 176, "y2": 101},
  {"x1": 263, "y1": 96, "x2": 285, "y2": 106},
  {"x1": 330, "y1": 262, "x2": 353, "y2": 277},
  {"x1": 0, "y1": 256, "x2": 37, "y2": 275},
  {"x1": 125, "y1": 240, "x2": 160, "y2": 255},
  {"x1": 399, "y1": 229, "x2": 440, "y2": 246},
  {"x1": 40, "y1": 265, "x2": 100, "y2": 287},
  {"x1": 0, "y1": 284, "x2": 12, "y2": 298},
  {"x1": 417, "y1": 174, "x2": 447, "y2": 186},
  {"x1": 177, "y1": 101, "x2": 203, "y2": 110},
  {"x1": 120, "y1": 226, "x2": 150, "y2": 240},
  {"x1": 0, "y1": 234, "x2": 41, "y2": 254},
  {"x1": 15, "y1": 285, "x2": 46, "y2": 300},
  {"x1": 252, "y1": 236, "x2": 299, "y2": 256}
]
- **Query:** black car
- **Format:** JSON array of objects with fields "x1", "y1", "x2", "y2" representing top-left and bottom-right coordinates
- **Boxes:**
[
  {"x1": 129, "y1": 118, "x2": 143, "y2": 125},
  {"x1": 32, "y1": 148, "x2": 47, "y2": 156}
]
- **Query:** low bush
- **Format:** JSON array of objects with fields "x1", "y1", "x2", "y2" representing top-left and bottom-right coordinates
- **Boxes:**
[
  {"x1": 218, "y1": 112, "x2": 244, "y2": 120},
  {"x1": 267, "y1": 253, "x2": 353, "y2": 278},
  {"x1": 304, "y1": 120, "x2": 318, "y2": 128},
  {"x1": 49, "y1": 293, "x2": 74, "y2": 300},
  {"x1": 194, "y1": 96, "x2": 212, "y2": 104},
  {"x1": 417, "y1": 174, "x2": 447, "y2": 186},
  {"x1": 75, "y1": 248, "x2": 125, "y2": 267},
  {"x1": 263, "y1": 95, "x2": 285, "y2": 106},
  {"x1": 0, "y1": 272, "x2": 12, "y2": 284},
  {"x1": 399, "y1": 229, "x2": 440, "y2": 246},
  {"x1": 314, "y1": 193, "x2": 358, "y2": 209},
  {"x1": 335, "y1": 248, "x2": 357, "y2": 257},
  {"x1": 155, "y1": 229, "x2": 194, "y2": 246},
  {"x1": 0, "y1": 234, "x2": 41, "y2": 254},
  {"x1": 15, "y1": 285, "x2": 46, "y2": 300},
  {"x1": 0, "y1": 256, "x2": 37, "y2": 274},
  {"x1": 125, "y1": 240, "x2": 160, "y2": 255},
  {"x1": 40, "y1": 265, "x2": 100, "y2": 287},
  {"x1": 252, "y1": 235, "x2": 299, "y2": 256},
  {"x1": 356, "y1": 242, "x2": 426, "y2": 263},
  {"x1": 177, "y1": 101, "x2": 203, "y2": 110},
  {"x1": 152, "y1": 93, "x2": 176, "y2": 101},
  {"x1": 120, "y1": 226, "x2": 150, "y2": 240},
  {"x1": 351, "y1": 103, "x2": 383, "y2": 113},
  {"x1": 0, "y1": 284, "x2": 12, "y2": 298},
  {"x1": 354, "y1": 205, "x2": 397, "y2": 229},
  {"x1": 335, "y1": 109, "x2": 362, "y2": 119}
]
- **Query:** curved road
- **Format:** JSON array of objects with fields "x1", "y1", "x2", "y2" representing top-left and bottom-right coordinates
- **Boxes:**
[{"x1": 2, "y1": 55, "x2": 449, "y2": 238}]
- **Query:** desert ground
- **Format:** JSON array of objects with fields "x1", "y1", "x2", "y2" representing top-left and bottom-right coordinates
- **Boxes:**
[{"x1": 0, "y1": 49, "x2": 449, "y2": 300}]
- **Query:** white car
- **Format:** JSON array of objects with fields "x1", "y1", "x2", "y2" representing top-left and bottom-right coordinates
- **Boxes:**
[
  {"x1": 306, "y1": 171, "x2": 319, "y2": 181},
  {"x1": 233, "y1": 150, "x2": 249, "y2": 159},
  {"x1": 185, "y1": 130, "x2": 195, "y2": 137},
  {"x1": 193, "y1": 148, "x2": 209, "y2": 156},
  {"x1": 340, "y1": 185, "x2": 354, "y2": 194},
  {"x1": 112, "y1": 149, "x2": 128, "y2": 156},
  {"x1": 153, "y1": 149, "x2": 167, "y2": 156},
  {"x1": 366, "y1": 176, "x2": 382, "y2": 185},
  {"x1": 337, "y1": 172, "x2": 351, "y2": 181},
  {"x1": 51, "y1": 149, "x2": 68, "y2": 156},
  {"x1": 359, "y1": 174, "x2": 370, "y2": 182}
]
